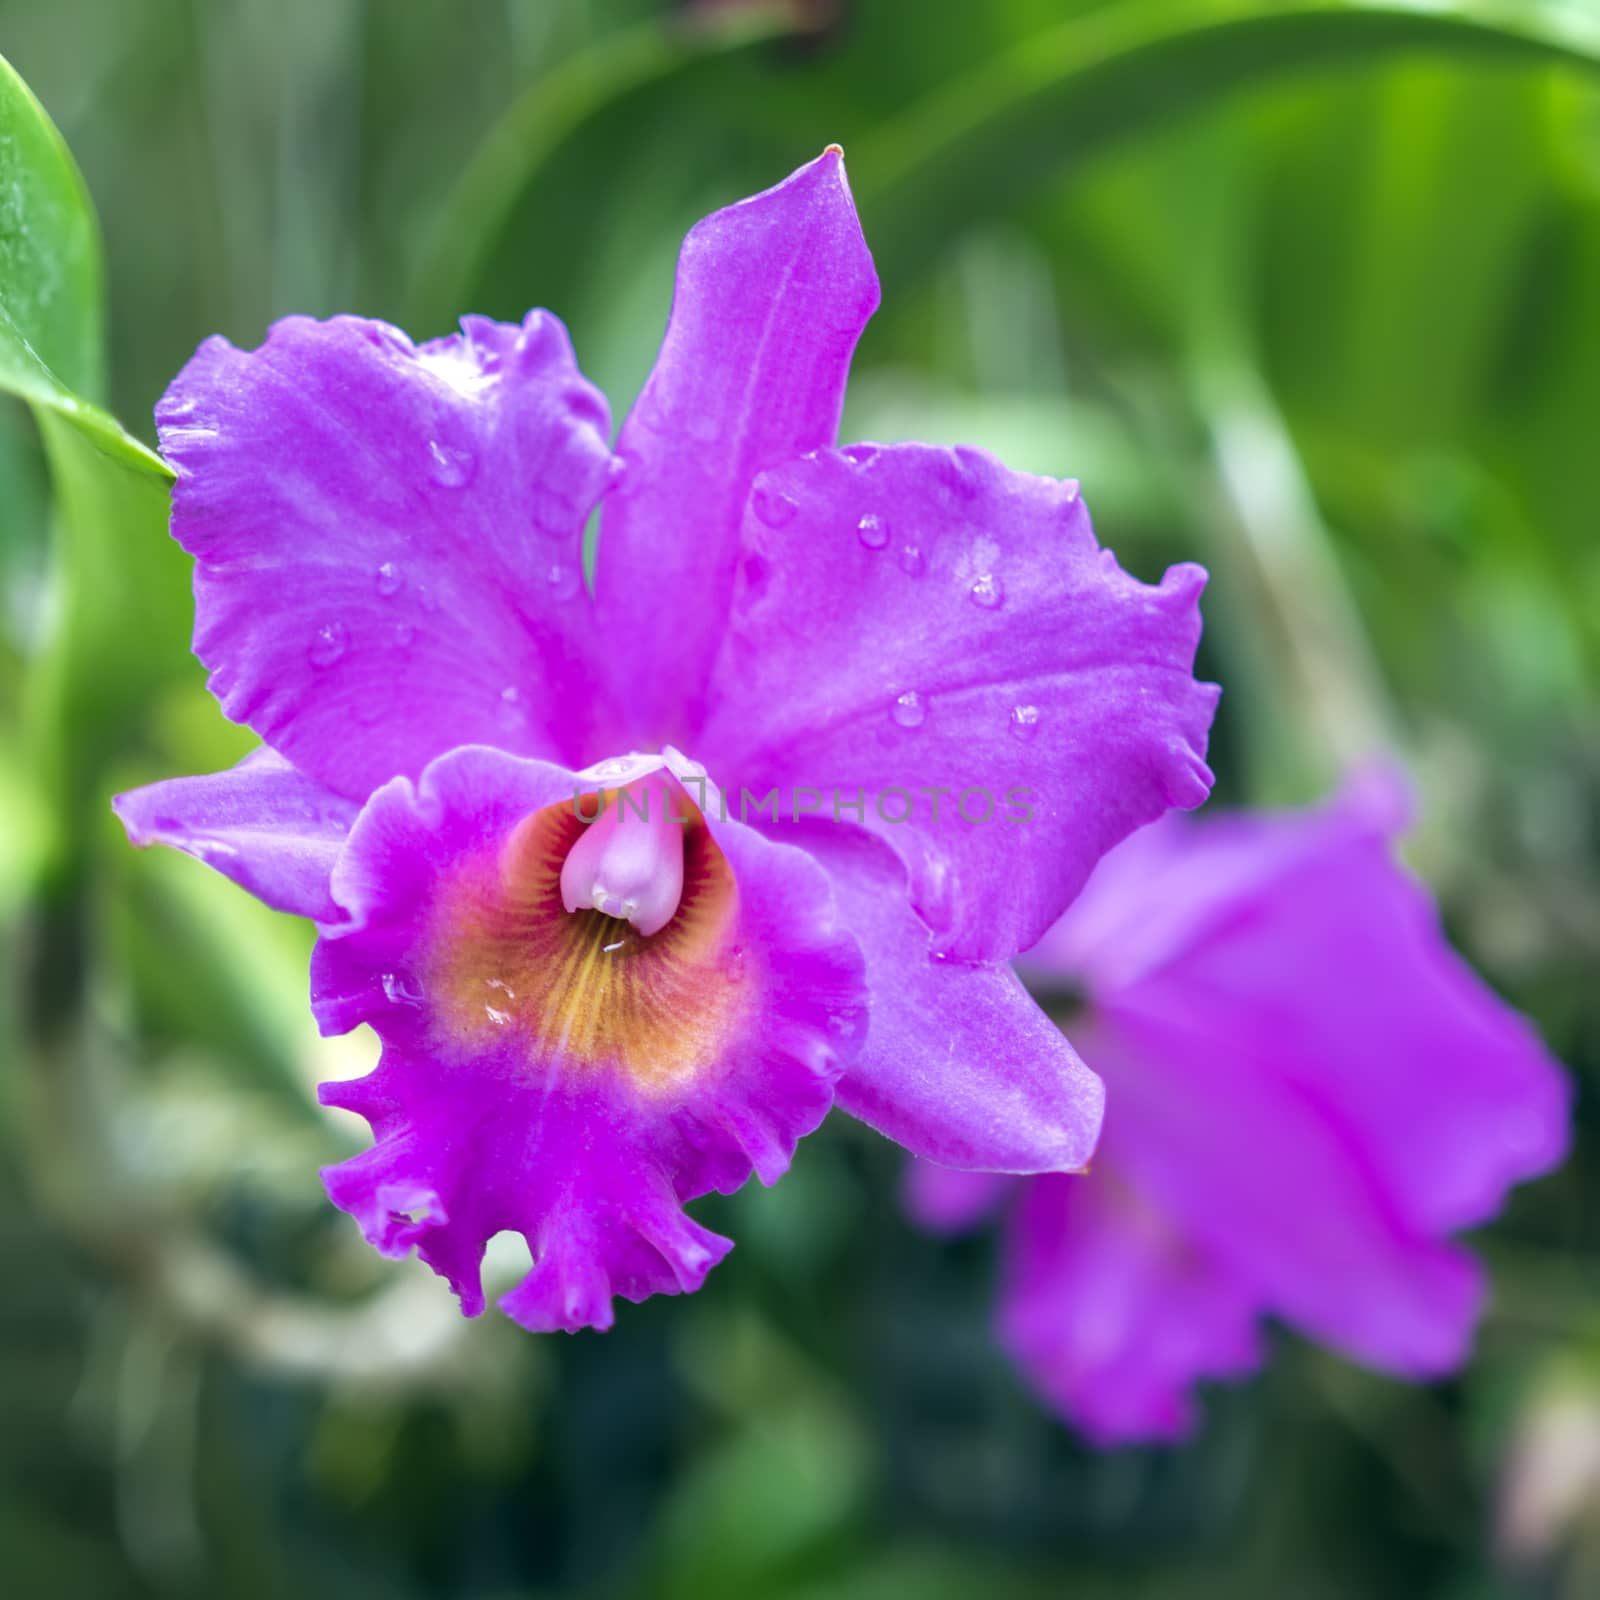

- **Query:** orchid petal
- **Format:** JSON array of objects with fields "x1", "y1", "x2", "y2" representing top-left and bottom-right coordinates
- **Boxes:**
[
  {"x1": 159, "y1": 312, "x2": 616, "y2": 801},
  {"x1": 593, "y1": 148, "x2": 879, "y2": 743},
  {"x1": 112, "y1": 748, "x2": 356, "y2": 922},
  {"x1": 998, "y1": 1165, "x2": 1264, "y2": 1446},
  {"x1": 698, "y1": 443, "x2": 1217, "y2": 961},
  {"x1": 803, "y1": 824, "x2": 1103, "y2": 1172}
]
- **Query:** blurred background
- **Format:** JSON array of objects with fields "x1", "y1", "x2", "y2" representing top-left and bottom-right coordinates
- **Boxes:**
[{"x1": 2, "y1": 0, "x2": 1599, "y2": 1595}]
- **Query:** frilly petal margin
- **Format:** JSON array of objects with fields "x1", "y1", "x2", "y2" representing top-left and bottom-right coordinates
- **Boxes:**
[
  {"x1": 112, "y1": 748, "x2": 357, "y2": 921},
  {"x1": 594, "y1": 147, "x2": 879, "y2": 745},
  {"x1": 309, "y1": 744, "x2": 866, "y2": 1332},
  {"x1": 158, "y1": 311, "x2": 617, "y2": 801},
  {"x1": 799, "y1": 824, "x2": 1104, "y2": 1173},
  {"x1": 697, "y1": 443, "x2": 1217, "y2": 962}
]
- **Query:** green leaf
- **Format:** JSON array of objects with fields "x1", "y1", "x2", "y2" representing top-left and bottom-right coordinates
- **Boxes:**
[
  {"x1": 0, "y1": 53, "x2": 170, "y2": 479},
  {"x1": 0, "y1": 55, "x2": 192, "y2": 871},
  {"x1": 26, "y1": 410, "x2": 193, "y2": 844},
  {"x1": 851, "y1": 0, "x2": 1600, "y2": 288},
  {"x1": 410, "y1": 7, "x2": 796, "y2": 333}
]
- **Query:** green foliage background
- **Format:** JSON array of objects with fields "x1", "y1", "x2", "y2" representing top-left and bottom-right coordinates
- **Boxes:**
[{"x1": 2, "y1": 1, "x2": 1599, "y2": 1595}]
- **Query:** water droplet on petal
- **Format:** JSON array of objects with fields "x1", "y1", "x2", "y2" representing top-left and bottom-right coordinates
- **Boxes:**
[
  {"x1": 382, "y1": 972, "x2": 425, "y2": 1007},
  {"x1": 1009, "y1": 704, "x2": 1041, "y2": 742},
  {"x1": 891, "y1": 690, "x2": 926, "y2": 729},
  {"x1": 752, "y1": 485, "x2": 797, "y2": 528},
  {"x1": 970, "y1": 572, "x2": 1004, "y2": 609},
  {"x1": 393, "y1": 622, "x2": 416, "y2": 649},
  {"x1": 856, "y1": 512, "x2": 888, "y2": 550},
  {"x1": 723, "y1": 945, "x2": 746, "y2": 984},
  {"x1": 375, "y1": 561, "x2": 403, "y2": 597},
  {"x1": 427, "y1": 439, "x2": 474, "y2": 487},
  {"x1": 546, "y1": 563, "x2": 580, "y2": 602},
  {"x1": 309, "y1": 621, "x2": 348, "y2": 667},
  {"x1": 898, "y1": 544, "x2": 926, "y2": 578}
]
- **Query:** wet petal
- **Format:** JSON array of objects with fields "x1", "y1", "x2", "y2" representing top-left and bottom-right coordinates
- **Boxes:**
[
  {"x1": 112, "y1": 748, "x2": 357, "y2": 921},
  {"x1": 802, "y1": 824, "x2": 1103, "y2": 1172},
  {"x1": 698, "y1": 444, "x2": 1217, "y2": 961},
  {"x1": 159, "y1": 312, "x2": 616, "y2": 801},
  {"x1": 311, "y1": 744, "x2": 864, "y2": 1331},
  {"x1": 594, "y1": 148, "x2": 878, "y2": 743}
]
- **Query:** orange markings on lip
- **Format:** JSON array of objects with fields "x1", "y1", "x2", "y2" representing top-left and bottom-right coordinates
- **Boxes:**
[{"x1": 424, "y1": 791, "x2": 748, "y2": 1091}]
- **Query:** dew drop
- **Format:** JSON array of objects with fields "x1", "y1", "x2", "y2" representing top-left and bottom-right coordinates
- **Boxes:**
[
  {"x1": 752, "y1": 485, "x2": 797, "y2": 528},
  {"x1": 427, "y1": 439, "x2": 474, "y2": 487},
  {"x1": 484, "y1": 1004, "x2": 512, "y2": 1027},
  {"x1": 723, "y1": 945, "x2": 747, "y2": 984},
  {"x1": 375, "y1": 561, "x2": 403, "y2": 597},
  {"x1": 308, "y1": 621, "x2": 348, "y2": 668},
  {"x1": 161, "y1": 424, "x2": 218, "y2": 449},
  {"x1": 890, "y1": 690, "x2": 926, "y2": 729},
  {"x1": 393, "y1": 621, "x2": 416, "y2": 649},
  {"x1": 1009, "y1": 704, "x2": 1041, "y2": 742},
  {"x1": 856, "y1": 512, "x2": 889, "y2": 550},
  {"x1": 381, "y1": 972, "x2": 425, "y2": 1007},
  {"x1": 898, "y1": 544, "x2": 926, "y2": 578},
  {"x1": 970, "y1": 572, "x2": 1004, "y2": 609},
  {"x1": 545, "y1": 563, "x2": 580, "y2": 602}
]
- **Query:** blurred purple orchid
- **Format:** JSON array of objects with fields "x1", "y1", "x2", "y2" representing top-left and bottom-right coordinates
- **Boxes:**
[
  {"x1": 114, "y1": 150, "x2": 1217, "y2": 1332},
  {"x1": 907, "y1": 770, "x2": 1570, "y2": 1444}
]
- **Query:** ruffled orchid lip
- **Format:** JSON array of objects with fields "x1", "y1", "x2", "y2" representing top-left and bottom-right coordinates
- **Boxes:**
[{"x1": 307, "y1": 743, "x2": 867, "y2": 1331}]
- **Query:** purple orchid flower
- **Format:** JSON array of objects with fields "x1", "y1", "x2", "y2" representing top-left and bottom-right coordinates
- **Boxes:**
[
  {"x1": 907, "y1": 769, "x2": 1571, "y2": 1444},
  {"x1": 113, "y1": 150, "x2": 1217, "y2": 1333}
]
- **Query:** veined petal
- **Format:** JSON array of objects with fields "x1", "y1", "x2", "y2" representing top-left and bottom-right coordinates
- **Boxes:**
[
  {"x1": 998, "y1": 1164, "x2": 1264, "y2": 1447},
  {"x1": 697, "y1": 443, "x2": 1217, "y2": 961},
  {"x1": 801, "y1": 824, "x2": 1103, "y2": 1173},
  {"x1": 593, "y1": 148, "x2": 879, "y2": 744},
  {"x1": 159, "y1": 312, "x2": 616, "y2": 801},
  {"x1": 112, "y1": 748, "x2": 357, "y2": 922},
  {"x1": 311, "y1": 744, "x2": 864, "y2": 1332}
]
